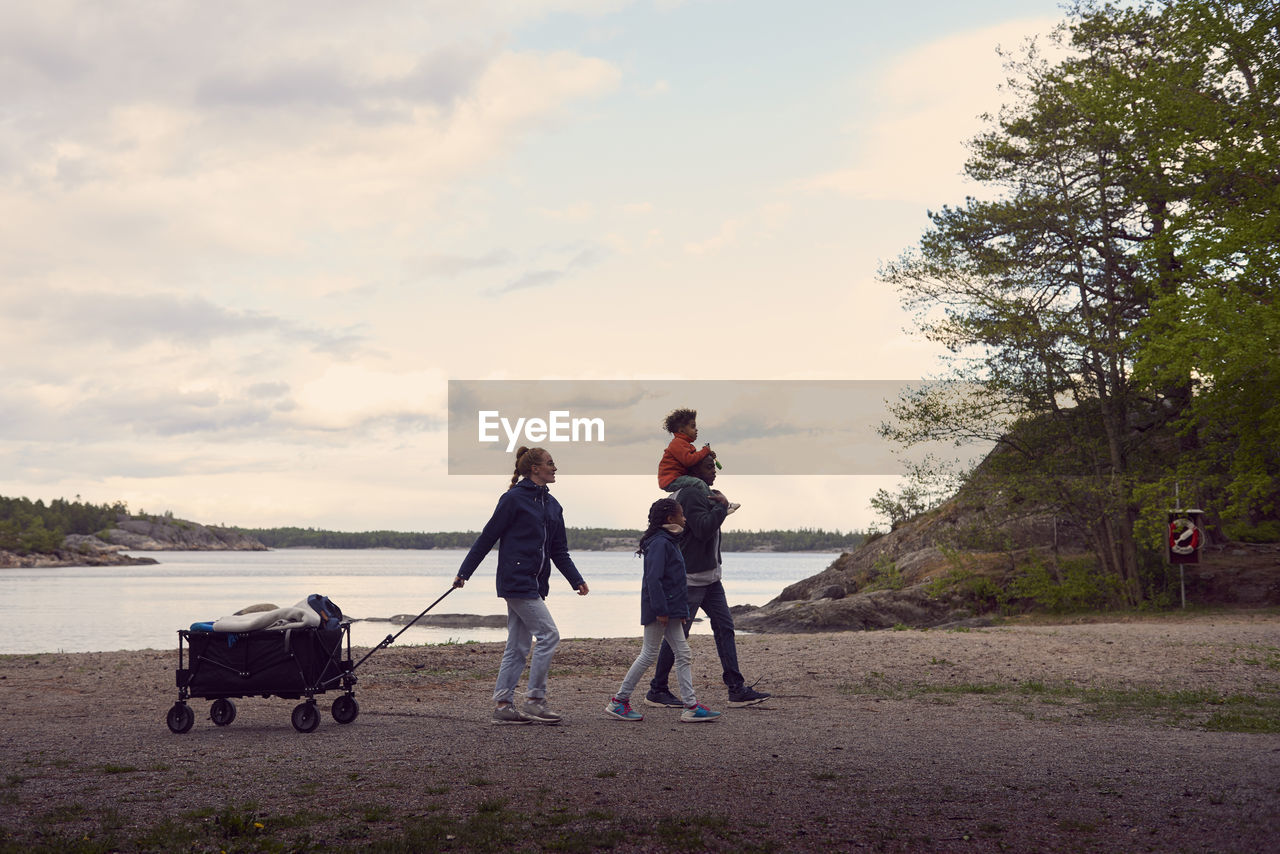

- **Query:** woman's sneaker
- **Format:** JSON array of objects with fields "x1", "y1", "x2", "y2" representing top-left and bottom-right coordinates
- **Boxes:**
[
  {"x1": 679, "y1": 703, "x2": 721, "y2": 723},
  {"x1": 605, "y1": 697, "x2": 643, "y2": 721},
  {"x1": 520, "y1": 698, "x2": 562, "y2": 724},
  {"x1": 491, "y1": 704, "x2": 531, "y2": 725}
]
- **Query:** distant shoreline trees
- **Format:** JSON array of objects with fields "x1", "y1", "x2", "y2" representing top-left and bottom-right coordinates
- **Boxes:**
[
  {"x1": 0, "y1": 495, "x2": 127, "y2": 554},
  {"x1": 236, "y1": 525, "x2": 865, "y2": 553},
  {"x1": 0, "y1": 493, "x2": 864, "y2": 555}
]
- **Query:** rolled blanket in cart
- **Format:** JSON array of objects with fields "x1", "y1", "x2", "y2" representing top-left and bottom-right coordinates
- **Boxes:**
[{"x1": 212, "y1": 606, "x2": 316, "y2": 632}]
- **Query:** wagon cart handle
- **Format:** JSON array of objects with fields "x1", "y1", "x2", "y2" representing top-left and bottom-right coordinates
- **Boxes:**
[{"x1": 351, "y1": 582, "x2": 459, "y2": 671}]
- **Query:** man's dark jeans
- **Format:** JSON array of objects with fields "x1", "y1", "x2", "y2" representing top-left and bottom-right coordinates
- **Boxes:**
[{"x1": 649, "y1": 580, "x2": 743, "y2": 693}]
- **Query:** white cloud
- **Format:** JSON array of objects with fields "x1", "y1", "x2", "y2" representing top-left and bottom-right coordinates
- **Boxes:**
[
  {"x1": 684, "y1": 218, "x2": 741, "y2": 255},
  {"x1": 0, "y1": 1, "x2": 1066, "y2": 535},
  {"x1": 638, "y1": 79, "x2": 670, "y2": 97},
  {"x1": 534, "y1": 201, "x2": 596, "y2": 221},
  {"x1": 800, "y1": 17, "x2": 1062, "y2": 205},
  {"x1": 0, "y1": 4, "x2": 623, "y2": 287},
  {"x1": 292, "y1": 365, "x2": 447, "y2": 429}
]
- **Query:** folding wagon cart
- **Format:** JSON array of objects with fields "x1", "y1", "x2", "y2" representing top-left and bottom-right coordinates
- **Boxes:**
[
  {"x1": 165, "y1": 584, "x2": 456, "y2": 734},
  {"x1": 166, "y1": 624, "x2": 358, "y2": 734}
]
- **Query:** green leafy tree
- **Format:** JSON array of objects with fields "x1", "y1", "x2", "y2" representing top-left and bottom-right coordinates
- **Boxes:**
[
  {"x1": 1131, "y1": 0, "x2": 1280, "y2": 542},
  {"x1": 879, "y1": 0, "x2": 1279, "y2": 603}
]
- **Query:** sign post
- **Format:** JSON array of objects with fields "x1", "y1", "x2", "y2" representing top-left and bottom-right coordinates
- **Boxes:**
[{"x1": 1166, "y1": 508, "x2": 1205, "y2": 608}]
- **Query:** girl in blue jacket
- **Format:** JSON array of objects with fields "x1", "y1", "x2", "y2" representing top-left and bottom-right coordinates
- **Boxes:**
[
  {"x1": 605, "y1": 498, "x2": 720, "y2": 723},
  {"x1": 455, "y1": 446, "x2": 589, "y2": 725}
]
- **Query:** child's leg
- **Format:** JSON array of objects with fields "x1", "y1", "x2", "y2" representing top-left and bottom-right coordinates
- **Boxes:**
[
  {"x1": 664, "y1": 475, "x2": 705, "y2": 493},
  {"x1": 615, "y1": 621, "x2": 668, "y2": 699},
  {"x1": 665, "y1": 620, "x2": 697, "y2": 707}
]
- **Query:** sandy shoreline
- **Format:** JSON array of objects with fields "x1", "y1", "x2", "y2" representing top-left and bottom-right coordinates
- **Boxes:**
[{"x1": 2, "y1": 611, "x2": 1278, "y2": 852}]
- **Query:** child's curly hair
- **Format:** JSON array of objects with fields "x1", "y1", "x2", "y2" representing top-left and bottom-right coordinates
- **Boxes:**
[
  {"x1": 663, "y1": 408, "x2": 697, "y2": 435},
  {"x1": 637, "y1": 498, "x2": 682, "y2": 556}
]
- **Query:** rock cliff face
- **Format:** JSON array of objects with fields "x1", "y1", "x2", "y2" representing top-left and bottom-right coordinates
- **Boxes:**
[
  {"x1": 735, "y1": 480, "x2": 1278, "y2": 632},
  {"x1": 0, "y1": 534, "x2": 159, "y2": 568},
  {"x1": 97, "y1": 515, "x2": 267, "y2": 551},
  {"x1": 734, "y1": 490, "x2": 1054, "y2": 632}
]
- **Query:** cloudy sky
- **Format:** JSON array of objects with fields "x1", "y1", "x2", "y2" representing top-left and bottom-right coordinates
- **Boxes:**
[{"x1": 1, "y1": 0, "x2": 1065, "y2": 535}]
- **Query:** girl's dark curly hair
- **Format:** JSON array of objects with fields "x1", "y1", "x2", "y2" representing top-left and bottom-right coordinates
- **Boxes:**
[
  {"x1": 663, "y1": 408, "x2": 697, "y2": 435},
  {"x1": 636, "y1": 497, "x2": 682, "y2": 556}
]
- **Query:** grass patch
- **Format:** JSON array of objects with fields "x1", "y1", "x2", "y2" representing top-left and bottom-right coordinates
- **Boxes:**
[
  {"x1": 0, "y1": 797, "x2": 780, "y2": 854},
  {"x1": 1203, "y1": 708, "x2": 1280, "y2": 733},
  {"x1": 653, "y1": 813, "x2": 735, "y2": 850},
  {"x1": 39, "y1": 803, "x2": 87, "y2": 823},
  {"x1": 1229, "y1": 644, "x2": 1280, "y2": 672},
  {"x1": 838, "y1": 677, "x2": 1280, "y2": 731},
  {"x1": 95, "y1": 764, "x2": 139, "y2": 775},
  {"x1": 361, "y1": 804, "x2": 393, "y2": 823}
]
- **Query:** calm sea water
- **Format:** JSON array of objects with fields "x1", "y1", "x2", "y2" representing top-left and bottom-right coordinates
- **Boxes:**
[{"x1": 3, "y1": 549, "x2": 838, "y2": 654}]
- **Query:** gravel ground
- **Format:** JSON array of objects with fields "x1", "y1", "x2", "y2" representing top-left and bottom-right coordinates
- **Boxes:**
[{"x1": 1, "y1": 612, "x2": 1278, "y2": 853}]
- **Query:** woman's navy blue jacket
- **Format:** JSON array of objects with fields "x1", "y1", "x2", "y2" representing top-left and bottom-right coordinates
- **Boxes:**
[
  {"x1": 639, "y1": 530, "x2": 689, "y2": 626},
  {"x1": 457, "y1": 478, "x2": 585, "y2": 599}
]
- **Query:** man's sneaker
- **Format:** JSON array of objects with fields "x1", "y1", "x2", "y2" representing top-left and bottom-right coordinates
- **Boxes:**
[
  {"x1": 727, "y1": 502, "x2": 741, "y2": 515},
  {"x1": 728, "y1": 685, "x2": 771, "y2": 707},
  {"x1": 604, "y1": 697, "x2": 643, "y2": 721},
  {"x1": 643, "y1": 687, "x2": 683, "y2": 708},
  {"x1": 679, "y1": 703, "x2": 721, "y2": 723},
  {"x1": 520, "y1": 698, "x2": 562, "y2": 724},
  {"x1": 491, "y1": 703, "x2": 531, "y2": 725}
]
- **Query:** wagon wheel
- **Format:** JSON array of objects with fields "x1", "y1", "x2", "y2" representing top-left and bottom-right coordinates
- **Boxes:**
[
  {"x1": 210, "y1": 698, "x2": 237, "y2": 726},
  {"x1": 331, "y1": 694, "x2": 360, "y2": 724},
  {"x1": 291, "y1": 701, "x2": 320, "y2": 733},
  {"x1": 167, "y1": 702, "x2": 195, "y2": 734}
]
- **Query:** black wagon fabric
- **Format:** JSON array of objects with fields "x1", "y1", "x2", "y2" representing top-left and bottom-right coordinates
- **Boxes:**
[{"x1": 180, "y1": 627, "x2": 346, "y2": 699}]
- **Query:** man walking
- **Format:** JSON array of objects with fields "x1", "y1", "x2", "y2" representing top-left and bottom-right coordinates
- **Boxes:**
[{"x1": 645, "y1": 454, "x2": 771, "y2": 708}]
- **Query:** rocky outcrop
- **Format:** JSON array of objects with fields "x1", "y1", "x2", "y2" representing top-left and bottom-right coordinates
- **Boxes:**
[
  {"x1": 735, "y1": 586, "x2": 974, "y2": 632},
  {"x1": 735, "y1": 497, "x2": 1280, "y2": 633},
  {"x1": 377, "y1": 613, "x2": 510, "y2": 629},
  {"x1": 97, "y1": 515, "x2": 267, "y2": 551},
  {"x1": 1, "y1": 536, "x2": 158, "y2": 568}
]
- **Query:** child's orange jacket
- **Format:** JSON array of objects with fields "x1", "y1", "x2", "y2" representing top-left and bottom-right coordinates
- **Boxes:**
[{"x1": 658, "y1": 432, "x2": 711, "y2": 488}]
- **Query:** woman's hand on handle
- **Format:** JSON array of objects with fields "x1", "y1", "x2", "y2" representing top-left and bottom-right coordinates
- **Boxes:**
[{"x1": 453, "y1": 576, "x2": 466, "y2": 588}]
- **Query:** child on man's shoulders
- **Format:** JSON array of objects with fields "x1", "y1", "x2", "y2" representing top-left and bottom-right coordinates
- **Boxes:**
[{"x1": 657, "y1": 408, "x2": 739, "y2": 514}]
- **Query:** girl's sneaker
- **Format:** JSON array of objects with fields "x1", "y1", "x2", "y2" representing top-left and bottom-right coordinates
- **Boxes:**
[
  {"x1": 605, "y1": 697, "x2": 643, "y2": 721},
  {"x1": 680, "y1": 703, "x2": 721, "y2": 723}
]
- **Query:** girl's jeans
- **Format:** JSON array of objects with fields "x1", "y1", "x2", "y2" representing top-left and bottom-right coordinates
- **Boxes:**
[
  {"x1": 616, "y1": 618, "x2": 696, "y2": 706},
  {"x1": 494, "y1": 596, "x2": 560, "y2": 704},
  {"x1": 650, "y1": 580, "x2": 744, "y2": 693}
]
